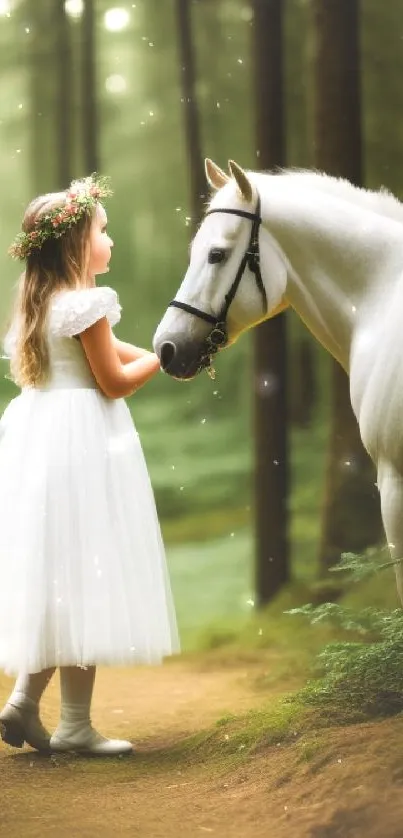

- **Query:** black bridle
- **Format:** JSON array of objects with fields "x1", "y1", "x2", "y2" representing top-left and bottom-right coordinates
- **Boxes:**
[{"x1": 168, "y1": 194, "x2": 267, "y2": 356}]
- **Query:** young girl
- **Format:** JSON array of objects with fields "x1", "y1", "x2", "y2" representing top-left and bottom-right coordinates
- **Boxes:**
[{"x1": 0, "y1": 174, "x2": 179, "y2": 756}]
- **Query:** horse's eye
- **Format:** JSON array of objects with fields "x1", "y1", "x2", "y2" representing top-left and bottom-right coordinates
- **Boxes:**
[{"x1": 208, "y1": 247, "x2": 228, "y2": 265}]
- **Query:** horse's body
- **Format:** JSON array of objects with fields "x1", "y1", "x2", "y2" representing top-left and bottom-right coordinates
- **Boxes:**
[{"x1": 153, "y1": 160, "x2": 403, "y2": 601}]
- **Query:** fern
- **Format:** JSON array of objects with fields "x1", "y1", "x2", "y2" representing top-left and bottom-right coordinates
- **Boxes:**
[
  {"x1": 329, "y1": 546, "x2": 403, "y2": 582},
  {"x1": 286, "y1": 552, "x2": 403, "y2": 718}
]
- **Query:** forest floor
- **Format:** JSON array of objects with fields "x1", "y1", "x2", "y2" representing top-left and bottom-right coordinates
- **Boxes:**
[{"x1": 1, "y1": 646, "x2": 403, "y2": 838}]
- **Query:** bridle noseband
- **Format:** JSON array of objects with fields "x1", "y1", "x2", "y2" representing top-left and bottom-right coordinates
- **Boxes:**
[{"x1": 168, "y1": 194, "x2": 267, "y2": 357}]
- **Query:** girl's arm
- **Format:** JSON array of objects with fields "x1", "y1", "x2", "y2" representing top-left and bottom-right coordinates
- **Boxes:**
[
  {"x1": 112, "y1": 335, "x2": 154, "y2": 363},
  {"x1": 80, "y1": 318, "x2": 160, "y2": 398}
]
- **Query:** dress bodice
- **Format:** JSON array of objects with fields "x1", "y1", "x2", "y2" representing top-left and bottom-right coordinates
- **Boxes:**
[
  {"x1": 4, "y1": 286, "x2": 121, "y2": 391},
  {"x1": 46, "y1": 332, "x2": 98, "y2": 389}
]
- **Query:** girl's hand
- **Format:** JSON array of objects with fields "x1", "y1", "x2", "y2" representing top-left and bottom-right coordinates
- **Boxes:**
[{"x1": 112, "y1": 336, "x2": 155, "y2": 363}]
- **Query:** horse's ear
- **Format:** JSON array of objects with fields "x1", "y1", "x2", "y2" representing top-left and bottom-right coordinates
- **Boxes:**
[
  {"x1": 228, "y1": 159, "x2": 253, "y2": 203},
  {"x1": 205, "y1": 158, "x2": 229, "y2": 190}
]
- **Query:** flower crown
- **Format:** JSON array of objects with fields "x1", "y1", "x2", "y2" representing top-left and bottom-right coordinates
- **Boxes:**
[{"x1": 8, "y1": 173, "x2": 112, "y2": 260}]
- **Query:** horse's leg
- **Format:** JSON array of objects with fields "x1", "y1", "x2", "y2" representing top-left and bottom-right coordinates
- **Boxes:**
[{"x1": 377, "y1": 460, "x2": 403, "y2": 604}]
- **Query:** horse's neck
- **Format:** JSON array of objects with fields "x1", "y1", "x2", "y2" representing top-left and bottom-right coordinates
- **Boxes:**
[{"x1": 258, "y1": 175, "x2": 402, "y2": 371}]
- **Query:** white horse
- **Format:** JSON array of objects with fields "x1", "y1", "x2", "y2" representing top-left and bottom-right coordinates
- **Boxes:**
[{"x1": 153, "y1": 158, "x2": 403, "y2": 602}]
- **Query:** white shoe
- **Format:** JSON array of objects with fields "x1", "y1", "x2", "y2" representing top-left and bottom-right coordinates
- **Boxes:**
[
  {"x1": 0, "y1": 702, "x2": 51, "y2": 752},
  {"x1": 50, "y1": 722, "x2": 133, "y2": 756}
]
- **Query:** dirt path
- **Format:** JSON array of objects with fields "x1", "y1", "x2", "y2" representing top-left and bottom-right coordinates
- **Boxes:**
[{"x1": 1, "y1": 656, "x2": 403, "y2": 838}]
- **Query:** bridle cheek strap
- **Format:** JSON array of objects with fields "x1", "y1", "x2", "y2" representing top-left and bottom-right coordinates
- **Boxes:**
[{"x1": 168, "y1": 194, "x2": 267, "y2": 344}]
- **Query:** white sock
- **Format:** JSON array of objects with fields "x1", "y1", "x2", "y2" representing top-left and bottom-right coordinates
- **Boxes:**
[
  {"x1": 58, "y1": 666, "x2": 96, "y2": 728},
  {"x1": 8, "y1": 668, "x2": 55, "y2": 711}
]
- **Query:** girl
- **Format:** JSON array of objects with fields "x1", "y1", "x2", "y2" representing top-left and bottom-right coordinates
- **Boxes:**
[{"x1": 0, "y1": 175, "x2": 179, "y2": 756}]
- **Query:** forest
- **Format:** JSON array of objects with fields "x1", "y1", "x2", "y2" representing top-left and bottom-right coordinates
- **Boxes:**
[{"x1": 1, "y1": 3, "x2": 403, "y2": 836}]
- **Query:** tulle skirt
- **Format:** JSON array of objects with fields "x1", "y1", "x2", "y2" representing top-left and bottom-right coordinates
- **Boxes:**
[{"x1": 0, "y1": 387, "x2": 179, "y2": 676}]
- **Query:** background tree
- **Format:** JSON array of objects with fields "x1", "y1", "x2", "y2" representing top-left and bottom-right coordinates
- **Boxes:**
[
  {"x1": 54, "y1": 0, "x2": 73, "y2": 188},
  {"x1": 81, "y1": 0, "x2": 98, "y2": 175},
  {"x1": 252, "y1": 0, "x2": 289, "y2": 605},
  {"x1": 25, "y1": 0, "x2": 58, "y2": 193},
  {"x1": 285, "y1": 0, "x2": 317, "y2": 431},
  {"x1": 175, "y1": 0, "x2": 205, "y2": 232},
  {"x1": 310, "y1": 0, "x2": 383, "y2": 575},
  {"x1": 289, "y1": 336, "x2": 317, "y2": 428}
]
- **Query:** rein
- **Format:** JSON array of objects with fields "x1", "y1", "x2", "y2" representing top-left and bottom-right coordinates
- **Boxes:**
[{"x1": 168, "y1": 194, "x2": 267, "y2": 353}]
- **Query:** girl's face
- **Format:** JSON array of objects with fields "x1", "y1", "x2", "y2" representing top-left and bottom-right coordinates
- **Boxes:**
[{"x1": 87, "y1": 204, "x2": 114, "y2": 281}]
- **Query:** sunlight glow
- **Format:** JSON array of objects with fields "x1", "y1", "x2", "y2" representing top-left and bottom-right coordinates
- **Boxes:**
[
  {"x1": 104, "y1": 7, "x2": 130, "y2": 31},
  {"x1": 240, "y1": 5, "x2": 253, "y2": 23},
  {"x1": 105, "y1": 74, "x2": 127, "y2": 95},
  {"x1": 0, "y1": 0, "x2": 11, "y2": 17},
  {"x1": 64, "y1": 0, "x2": 84, "y2": 17}
]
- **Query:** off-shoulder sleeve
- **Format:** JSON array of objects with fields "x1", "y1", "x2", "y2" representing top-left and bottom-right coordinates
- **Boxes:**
[{"x1": 49, "y1": 286, "x2": 121, "y2": 337}]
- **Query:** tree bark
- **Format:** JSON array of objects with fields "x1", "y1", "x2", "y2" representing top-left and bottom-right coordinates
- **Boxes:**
[
  {"x1": 54, "y1": 0, "x2": 73, "y2": 188},
  {"x1": 289, "y1": 333, "x2": 317, "y2": 428},
  {"x1": 81, "y1": 0, "x2": 98, "y2": 174},
  {"x1": 26, "y1": 0, "x2": 56, "y2": 193},
  {"x1": 175, "y1": 0, "x2": 206, "y2": 232},
  {"x1": 311, "y1": 0, "x2": 383, "y2": 573},
  {"x1": 252, "y1": 0, "x2": 289, "y2": 605}
]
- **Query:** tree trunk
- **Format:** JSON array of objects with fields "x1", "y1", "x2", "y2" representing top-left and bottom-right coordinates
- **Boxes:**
[
  {"x1": 289, "y1": 331, "x2": 317, "y2": 428},
  {"x1": 81, "y1": 0, "x2": 98, "y2": 174},
  {"x1": 54, "y1": 0, "x2": 73, "y2": 188},
  {"x1": 311, "y1": 0, "x2": 383, "y2": 573},
  {"x1": 26, "y1": 0, "x2": 56, "y2": 193},
  {"x1": 175, "y1": 0, "x2": 206, "y2": 232},
  {"x1": 252, "y1": 0, "x2": 289, "y2": 605}
]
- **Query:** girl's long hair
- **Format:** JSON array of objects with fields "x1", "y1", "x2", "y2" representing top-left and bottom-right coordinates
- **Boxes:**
[{"x1": 9, "y1": 192, "x2": 94, "y2": 388}]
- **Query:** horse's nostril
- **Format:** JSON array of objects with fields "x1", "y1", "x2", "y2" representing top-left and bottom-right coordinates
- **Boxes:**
[{"x1": 160, "y1": 341, "x2": 176, "y2": 371}]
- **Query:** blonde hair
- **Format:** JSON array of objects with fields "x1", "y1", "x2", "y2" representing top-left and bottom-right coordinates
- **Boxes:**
[{"x1": 9, "y1": 191, "x2": 94, "y2": 388}]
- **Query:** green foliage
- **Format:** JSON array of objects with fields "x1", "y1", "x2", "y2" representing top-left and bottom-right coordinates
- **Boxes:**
[
  {"x1": 287, "y1": 596, "x2": 403, "y2": 718},
  {"x1": 328, "y1": 546, "x2": 402, "y2": 582}
]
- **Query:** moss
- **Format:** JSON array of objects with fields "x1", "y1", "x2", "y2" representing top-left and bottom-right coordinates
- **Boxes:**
[{"x1": 296, "y1": 733, "x2": 326, "y2": 763}]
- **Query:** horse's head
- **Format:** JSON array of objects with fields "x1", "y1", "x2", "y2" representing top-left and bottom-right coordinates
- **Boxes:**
[{"x1": 153, "y1": 158, "x2": 289, "y2": 379}]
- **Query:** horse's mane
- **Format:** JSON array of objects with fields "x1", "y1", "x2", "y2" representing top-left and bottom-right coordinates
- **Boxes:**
[{"x1": 256, "y1": 169, "x2": 403, "y2": 226}]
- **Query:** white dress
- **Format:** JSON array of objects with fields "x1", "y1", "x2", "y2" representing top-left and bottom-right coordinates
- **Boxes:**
[{"x1": 0, "y1": 285, "x2": 179, "y2": 676}]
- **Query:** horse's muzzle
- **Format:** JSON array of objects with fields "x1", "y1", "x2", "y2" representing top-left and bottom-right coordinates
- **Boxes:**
[{"x1": 158, "y1": 340, "x2": 211, "y2": 379}]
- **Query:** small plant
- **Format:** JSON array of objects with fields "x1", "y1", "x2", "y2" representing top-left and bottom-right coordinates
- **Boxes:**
[{"x1": 286, "y1": 549, "x2": 403, "y2": 718}]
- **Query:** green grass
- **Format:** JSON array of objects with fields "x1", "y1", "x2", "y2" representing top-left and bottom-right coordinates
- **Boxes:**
[
  {"x1": 166, "y1": 526, "x2": 253, "y2": 649},
  {"x1": 160, "y1": 397, "x2": 330, "y2": 648}
]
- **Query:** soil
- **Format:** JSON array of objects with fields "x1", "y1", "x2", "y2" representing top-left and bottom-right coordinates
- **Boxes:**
[{"x1": 1, "y1": 656, "x2": 403, "y2": 838}]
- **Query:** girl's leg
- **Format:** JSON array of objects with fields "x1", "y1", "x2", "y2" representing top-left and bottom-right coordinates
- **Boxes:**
[
  {"x1": 50, "y1": 666, "x2": 132, "y2": 756},
  {"x1": 0, "y1": 668, "x2": 55, "y2": 751},
  {"x1": 8, "y1": 668, "x2": 55, "y2": 708},
  {"x1": 59, "y1": 665, "x2": 96, "y2": 725}
]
